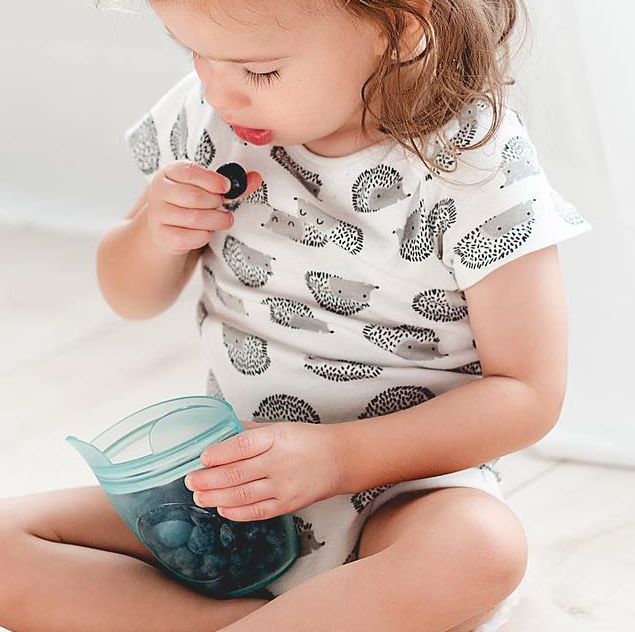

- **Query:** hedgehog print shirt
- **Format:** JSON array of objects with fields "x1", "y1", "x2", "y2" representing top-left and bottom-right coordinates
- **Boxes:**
[{"x1": 124, "y1": 71, "x2": 591, "y2": 426}]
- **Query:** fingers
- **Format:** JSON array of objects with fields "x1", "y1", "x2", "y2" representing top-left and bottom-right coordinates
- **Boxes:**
[
  {"x1": 164, "y1": 160, "x2": 232, "y2": 195},
  {"x1": 160, "y1": 177, "x2": 227, "y2": 210},
  {"x1": 161, "y1": 203, "x2": 234, "y2": 232},
  {"x1": 191, "y1": 478, "x2": 273, "y2": 510}
]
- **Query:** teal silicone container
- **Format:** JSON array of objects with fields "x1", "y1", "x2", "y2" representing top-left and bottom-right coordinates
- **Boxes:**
[{"x1": 66, "y1": 396, "x2": 299, "y2": 599}]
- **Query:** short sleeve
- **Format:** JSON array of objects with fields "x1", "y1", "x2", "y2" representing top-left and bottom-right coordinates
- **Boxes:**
[
  {"x1": 123, "y1": 70, "x2": 225, "y2": 183},
  {"x1": 436, "y1": 105, "x2": 592, "y2": 290}
]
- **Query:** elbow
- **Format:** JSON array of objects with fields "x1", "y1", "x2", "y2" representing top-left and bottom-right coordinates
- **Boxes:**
[{"x1": 527, "y1": 378, "x2": 567, "y2": 441}]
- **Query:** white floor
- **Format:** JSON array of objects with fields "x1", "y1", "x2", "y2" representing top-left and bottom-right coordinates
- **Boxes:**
[{"x1": 1, "y1": 222, "x2": 633, "y2": 631}]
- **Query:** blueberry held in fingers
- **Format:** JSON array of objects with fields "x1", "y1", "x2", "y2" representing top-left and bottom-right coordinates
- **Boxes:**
[{"x1": 216, "y1": 163, "x2": 248, "y2": 199}]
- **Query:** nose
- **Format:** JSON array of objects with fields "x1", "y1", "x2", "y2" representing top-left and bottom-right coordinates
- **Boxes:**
[{"x1": 201, "y1": 67, "x2": 250, "y2": 112}]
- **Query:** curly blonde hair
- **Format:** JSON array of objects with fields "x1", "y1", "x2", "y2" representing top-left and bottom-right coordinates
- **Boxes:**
[{"x1": 342, "y1": 0, "x2": 529, "y2": 176}]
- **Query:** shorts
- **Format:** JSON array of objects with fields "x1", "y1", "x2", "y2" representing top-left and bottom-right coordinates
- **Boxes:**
[{"x1": 260, "y1": 459, "x2": 527, "y2": 631}]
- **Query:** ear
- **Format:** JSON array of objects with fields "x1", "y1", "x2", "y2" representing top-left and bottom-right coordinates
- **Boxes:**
[{"x1": 374, "y1": 3, "x2": 432, "y2": 60}]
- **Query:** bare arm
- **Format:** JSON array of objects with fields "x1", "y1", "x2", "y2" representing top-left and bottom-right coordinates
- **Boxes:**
[
  {"x1": 329, "y1": 245, "x2": 568, "y2": 494},
  {"x1": 96, "y1": 162, "x2": 262, "y2": 320},
  {"x1": 96, "y1": 187, "x2": 203, "y2": 320}
]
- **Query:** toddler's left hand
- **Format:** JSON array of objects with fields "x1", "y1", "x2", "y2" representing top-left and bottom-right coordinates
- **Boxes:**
[{"x1": 184, "y1": 420, "x2": 342, "y2": 521}]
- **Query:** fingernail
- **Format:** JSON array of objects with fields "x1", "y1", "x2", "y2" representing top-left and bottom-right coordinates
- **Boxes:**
[{"x1": 184, "y1": 476, "x2": 193, "y2": 490}]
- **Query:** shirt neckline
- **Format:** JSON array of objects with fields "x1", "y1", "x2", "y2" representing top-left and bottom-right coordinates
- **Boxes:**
[{"x1": 284, "y1": 137, "x2": 401, "y2": 170}]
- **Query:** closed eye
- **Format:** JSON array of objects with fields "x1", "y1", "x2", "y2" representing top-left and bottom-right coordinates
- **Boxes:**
[
  {"x1": 243, "y1": 68, "x2": 281, "y2": 88},
  {"x1": 185, "y1": 49, "x2": 281, "y2": 88}
]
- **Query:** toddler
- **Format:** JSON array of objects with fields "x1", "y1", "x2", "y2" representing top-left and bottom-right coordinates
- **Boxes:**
[{"x1": 0, "y1": 1, "x2": 592, "y2": 631}]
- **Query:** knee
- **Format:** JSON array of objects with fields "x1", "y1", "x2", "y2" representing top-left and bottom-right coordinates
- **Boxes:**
[{"x1": 454, "y1": 495, "x2": 528, "y2": 595}]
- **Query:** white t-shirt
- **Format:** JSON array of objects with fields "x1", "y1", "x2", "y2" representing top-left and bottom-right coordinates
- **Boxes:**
[{"x1": 124, "y1": 71, "x2": 591, "y2": 425}]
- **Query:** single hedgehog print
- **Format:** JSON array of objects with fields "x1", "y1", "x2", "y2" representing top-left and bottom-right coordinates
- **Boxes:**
[
  {"x1": 362, "y1": 324, "x2": 447, "y2": 361},
  {"x1": 293, "y1": 516, "x2": 326, "y2": 557},
  {"x1": 305, "y1": 271, "x2": 378, "y2": 316},
  {"x1": 303, "y1": 355, "x2": 383, "y2": 382},
  {"x1": 222, "y1": 235, "x2": 275, "y2": 287},
  {"x1": 262, "y1": 297, "x2": 334, "y2": 334},
  {"x1": 223, "y1": 181, "x2": 270, "y2": 212},
  {"x1": 270, "y1": 146, "x2": 323, "y2": 198},
  {"x1": 411, "y1": 289, "x2": 468, "y2": 322},
  {"x1": 203, "y1": 265, "x2": 248, "y2": 316},
  {"x1": 222, "y1": 323, "x2": 271, "y2": 375},
  {"x1": 352, "y1": 165, "x2": 411, "y2": 213},
  {"x1": 252, "y1": 394, "x2": 321, "y2": 423},
  {"x1": 350, "y1": 484, "x2": 396, "y2": 514},
  {"x1": 453, "y1": 199, "x2": 536, "y2": 270},
  {"x1": 499, "y1": 136, "x2": 540, "y2": 189}
]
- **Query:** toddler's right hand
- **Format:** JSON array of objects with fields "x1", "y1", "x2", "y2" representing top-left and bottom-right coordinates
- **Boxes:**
[{"x1": 145, "y1": 160, "x2": 262, "y2": 256}]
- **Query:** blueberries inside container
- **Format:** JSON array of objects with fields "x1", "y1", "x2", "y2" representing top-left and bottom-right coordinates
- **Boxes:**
[{"x1": 110, "y1": 476, "x2": 294, "y2": 598}]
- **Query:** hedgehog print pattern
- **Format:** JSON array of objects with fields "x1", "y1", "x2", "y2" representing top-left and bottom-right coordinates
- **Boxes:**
[
  {"x1": 270, "y1": 146, "x2": 323, "y2": 199},
  {"x1": 203, "y1": 265, "x2": 248, "y2": 316},
  {"x1": 454, "y1": 199, "x2": 536, "y2": 270},
  {"x1": 127, "y1": 114, "x2": 160, "y2": 175},
  {"x1": 343, "y1": 541, "x2": 361, "y2": 564},
  {"x1": 362, "y1": 324, "x2": 446, "y2": 361},
  {"x1": 222, "y1": 236, "x2": 275, "y2": 287},
  {"x1": 223, "y1": 181, "x2": 269, "y2": 212},
  {"x1": 350, "y1": 484, "x2": 396, "y2": 514},
  {"x1": 222, "y1": 323, "x2": 271, "y2": 375},
  {"x1": 352, "y1": 165, "x2": 411, "y2": 213},
  {"x1": 261, "y1": 198, "x2": 364, "y2": 255},
  {"x1": 262, "y1": 298, "x2": 334, "y2": 334},
  {"x1": 412, "y1": 289, "x2": 468, "y2": 322},
  {"x1": 252, "y1": 394, "x2": 321, "y2": 424},
  {"x1": 303, "y1": 356, "x2": 383, "y2": 382},
  {"x1": 499, "y1": 136, "x2": 540, "y2": 189},
  {"x1": 305, "y1": 272, "x2": 378, "y2": 316},
  {"x1": 293, "y1": 516, "x2": 326, "y2": 557}
]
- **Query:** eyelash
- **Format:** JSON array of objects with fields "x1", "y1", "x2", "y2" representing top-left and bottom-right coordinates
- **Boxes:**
[{"x1": 186, "y1": 49, "x2": 281, "y2": 88}]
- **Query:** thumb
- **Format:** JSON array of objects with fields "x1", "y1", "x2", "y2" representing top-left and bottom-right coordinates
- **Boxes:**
[{"x1": 236, "y1": 171, "x2": 263, "y2": 200}]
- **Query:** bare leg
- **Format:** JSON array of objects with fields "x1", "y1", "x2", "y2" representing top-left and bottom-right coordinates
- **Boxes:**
[
  {"x1": 0, "y1": 486, "x2": 269, "y2": 632},
  {"x1": 218, "y1": 487, "x2": 527, "y2": 632}
]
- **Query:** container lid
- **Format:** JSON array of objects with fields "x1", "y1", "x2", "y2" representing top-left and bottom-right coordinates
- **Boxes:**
[{"x1": 67, "y1": 396, "x2": 243, "y2": 494}]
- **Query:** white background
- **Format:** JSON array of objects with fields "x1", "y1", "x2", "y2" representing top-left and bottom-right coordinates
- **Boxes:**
[{"x1": 1, "y1": 0, "x2": 633, "y2": 466}]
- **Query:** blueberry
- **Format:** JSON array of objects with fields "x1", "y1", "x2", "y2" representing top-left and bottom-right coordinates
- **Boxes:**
[
  {"x1": 187, "y1": 523, "x2": 222, "y2": 554},
  {"x1": 216, "y1": 163, "x2": 248, "y2": 200},
  {"x1": 160, "y1": 546, "x2": 199, "y2": 577},
  {"x1": 219, "y1": 523, "x2": 236, "y2": 549},
  {"x1": 153, "y1": 520, "x2": 193, "y2": 548},
  {"x1": 200, "y1": 551, "x2": 230, "y2": 579}
]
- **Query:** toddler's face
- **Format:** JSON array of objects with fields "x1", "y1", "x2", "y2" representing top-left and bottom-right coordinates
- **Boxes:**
[{"x1": 150, "y1": 0, "x2": 388, "y2": 156}]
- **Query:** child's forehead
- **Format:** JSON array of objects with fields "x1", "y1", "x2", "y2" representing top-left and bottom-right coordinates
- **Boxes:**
[{"x1": 155, "y1": 0, "x2": 334, "y2": 31}]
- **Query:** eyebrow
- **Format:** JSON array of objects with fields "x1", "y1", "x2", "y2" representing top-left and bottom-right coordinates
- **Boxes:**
[{"x1": 164, "y1": 26, "x2": 289, "y2": 63}]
